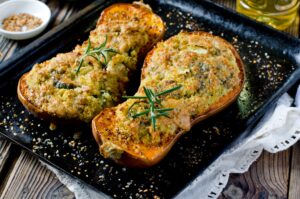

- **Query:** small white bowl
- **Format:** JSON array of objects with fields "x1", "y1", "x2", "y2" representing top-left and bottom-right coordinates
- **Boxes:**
[{"x1": 0, "y1": 0, "x2": 51, "y2": 40}]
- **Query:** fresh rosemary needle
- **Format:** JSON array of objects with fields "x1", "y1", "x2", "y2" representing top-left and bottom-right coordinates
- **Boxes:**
[
  {"x1": 75, "y1": 35, "x2": 117, "y2": 74},
  {"x1": 123, "y1": 85, "x2": 182, "y2": 130}
]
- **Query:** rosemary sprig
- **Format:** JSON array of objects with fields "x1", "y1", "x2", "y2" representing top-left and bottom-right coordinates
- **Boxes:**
[
  {"x1": 123, "y1": 85, "x2": 182, "y2": 130},
  {"x1": 76, "y1": 35, "x2": 117, "y2": 74}
]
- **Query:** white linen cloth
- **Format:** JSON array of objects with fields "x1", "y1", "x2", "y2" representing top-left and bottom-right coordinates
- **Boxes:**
[{"x1": 42, "y1": 85, "x2": 300, "y2": 199}]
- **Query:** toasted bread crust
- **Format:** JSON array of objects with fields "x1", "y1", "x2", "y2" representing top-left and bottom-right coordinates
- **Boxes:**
[
  {"x1": 17, "y1": 3, "x2": 165, "y2": 124},
  {"x1": 92, "y1": 31, "x2": 245, "y2": 167}
]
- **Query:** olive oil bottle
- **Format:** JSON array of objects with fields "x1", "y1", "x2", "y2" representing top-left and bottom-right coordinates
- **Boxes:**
[{"x1": 237, "y1": 0, "x2": 300, "y2": 30}]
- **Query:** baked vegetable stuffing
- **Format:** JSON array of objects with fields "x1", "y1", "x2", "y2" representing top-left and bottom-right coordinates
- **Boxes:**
[
  {"x1": 123, "y1": 85, "x2": 182, "y2": 131},
  {"x1": 17, "y1": 2, "x2": 165, "y2": 123},
  {"x1": 92, "y1": 32, "x2": 245, "y2": 167}
]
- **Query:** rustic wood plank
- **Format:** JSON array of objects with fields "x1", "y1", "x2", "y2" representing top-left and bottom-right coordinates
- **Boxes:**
[
  {"x1": 0, "y1": 151, "x2": 75, "y2": 199},
  {"x1": 0, "y1": 143, "x2": 21, "y2": 195},
  {"x1": 288, "y1": 142, "x2": 300, "y2": 199},
  {"x1": 0, "y1": 138, "x2": 11, "y2": 174},
  {"x1": 219, "y1": 149, "x2": 290, "y2": 199}
]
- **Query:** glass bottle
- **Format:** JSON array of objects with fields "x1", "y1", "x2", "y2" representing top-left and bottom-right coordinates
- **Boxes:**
[{"x1": 237, "y1": 0, "x2": 300, "y2": 30}]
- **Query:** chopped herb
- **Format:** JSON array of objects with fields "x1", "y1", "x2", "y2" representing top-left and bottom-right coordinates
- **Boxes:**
[
  {"x1": 123, "y1": 85, "x2": 182, "y2": 130},
  {"x1": 76, "y1": 35, "x2": 117, "y2": 74}
]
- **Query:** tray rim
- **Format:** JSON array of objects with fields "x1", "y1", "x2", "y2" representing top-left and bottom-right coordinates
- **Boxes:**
[{"x1": 0, "y1": 0, "x2": 300, "y2": 198}]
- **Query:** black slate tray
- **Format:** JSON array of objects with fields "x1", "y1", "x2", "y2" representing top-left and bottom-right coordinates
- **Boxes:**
[{"x1": 1, "y1": 0, "x2": 300, "y2": 198}]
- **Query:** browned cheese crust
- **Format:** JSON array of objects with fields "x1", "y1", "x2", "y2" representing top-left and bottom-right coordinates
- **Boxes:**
[
  {"x1": 17, "y1": 2, "x2": 165, "y2": 123},
  {"x1": 92, "y1": 31, "x2": 245, "y2": 167}
]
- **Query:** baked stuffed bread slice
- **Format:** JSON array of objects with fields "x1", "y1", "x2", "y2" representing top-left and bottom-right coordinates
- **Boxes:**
[
  {"x1": 17, "y1": 2, "x2": 165, "y2": 123},
  {"x1": 92, "y1": 31, "x2": 245, "y2": 167}
]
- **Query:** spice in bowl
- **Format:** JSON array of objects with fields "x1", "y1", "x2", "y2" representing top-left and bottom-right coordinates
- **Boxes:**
[{"x1": 2, "y1": 13, "x2": 43, "y2": 32}]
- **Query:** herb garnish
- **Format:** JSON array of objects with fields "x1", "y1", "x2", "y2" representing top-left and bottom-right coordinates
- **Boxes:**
[
  {"x1": 76, "y1": 35, "x2": 117, "y2": 74},
  {"x1": 123, "y1": 85, "x2": 182, "y2": 130}
]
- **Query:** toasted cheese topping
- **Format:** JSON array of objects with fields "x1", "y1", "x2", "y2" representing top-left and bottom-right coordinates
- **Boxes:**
[
  {"x1": 24, "y1": 4, "x2": 157, "y2": 122},
  {"x1": 99, "y1": 32, "x2": 242, "y2": 152}
]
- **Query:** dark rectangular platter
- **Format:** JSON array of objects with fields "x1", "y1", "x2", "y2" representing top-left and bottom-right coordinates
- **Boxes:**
[{"x1": 1, "y1": 0, "x2": 300, "y2": 198}]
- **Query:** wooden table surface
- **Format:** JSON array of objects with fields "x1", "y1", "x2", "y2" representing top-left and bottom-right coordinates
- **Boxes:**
[{"x1": 0, "y1": 0, "x2": 299, "y2": 198}]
